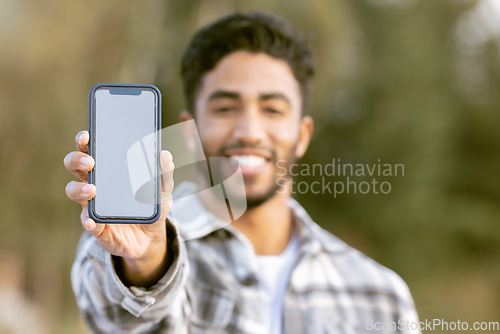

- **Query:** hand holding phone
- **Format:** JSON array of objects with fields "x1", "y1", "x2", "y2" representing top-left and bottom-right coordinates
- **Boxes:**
[{"x1": 64, "y1": 84, "x2": 175, "y2": 287}]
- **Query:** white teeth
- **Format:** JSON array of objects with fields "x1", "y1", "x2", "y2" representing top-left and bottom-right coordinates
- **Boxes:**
[{"x1": 231, "y1": 155, "x2": 266, "y2": 168}]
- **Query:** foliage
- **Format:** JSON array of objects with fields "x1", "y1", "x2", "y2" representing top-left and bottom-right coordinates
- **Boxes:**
[{"x1": 0, "y1": 0, "x2": 498, "y2": 331}]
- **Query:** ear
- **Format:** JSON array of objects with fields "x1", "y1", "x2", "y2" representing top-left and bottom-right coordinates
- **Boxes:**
[
  {"x1": 295, "y1": 115, "x2": 314, "y2": 159},
  {"x1": 179, "y1": 110, "x2": 194, "y2": 122}
]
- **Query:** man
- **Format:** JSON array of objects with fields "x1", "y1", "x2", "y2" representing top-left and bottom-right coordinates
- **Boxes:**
[{"x1": 65, "y1": 13, "x2": 420, "y2": 334}]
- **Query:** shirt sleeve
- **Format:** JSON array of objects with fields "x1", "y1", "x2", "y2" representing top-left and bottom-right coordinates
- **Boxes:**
[
  {"x1": 71, "y1": 218, "x2": 190, "y2": 334},
  {"x1": 387, "y1": 272, "x2": 422, "y2": 334}
]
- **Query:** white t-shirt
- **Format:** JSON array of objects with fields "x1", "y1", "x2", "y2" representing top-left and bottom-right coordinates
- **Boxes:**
[{"x1": 255, "y1": 233, "x2": 300, "y2": 334}]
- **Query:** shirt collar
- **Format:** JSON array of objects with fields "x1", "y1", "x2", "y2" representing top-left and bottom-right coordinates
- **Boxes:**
[
  {"x1": 169, "y1": 181, "x2": 231, "y2": 241},
  {"x1": 170, "y1": 181, "x2": 348, "y2": 254},
  {"x1": 287, "y1": 197, "x2": 348, "y2": 255}
]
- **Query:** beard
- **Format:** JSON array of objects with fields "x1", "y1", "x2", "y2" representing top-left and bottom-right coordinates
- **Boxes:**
[{"x1": 244, "y1": 178, "x2": 281, "y2": 208}]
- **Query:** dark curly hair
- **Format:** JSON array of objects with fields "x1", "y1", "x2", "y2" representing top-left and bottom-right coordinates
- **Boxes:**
[{"x1": 181, "y1": 12, "x2": 315, "y2": 115}]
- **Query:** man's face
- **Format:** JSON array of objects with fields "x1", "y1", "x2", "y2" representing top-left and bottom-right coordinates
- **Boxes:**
[{"x1": 187, "y1": 51, "x2": 313, "y2": 207}]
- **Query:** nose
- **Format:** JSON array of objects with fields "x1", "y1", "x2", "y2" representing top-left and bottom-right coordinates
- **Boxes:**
[{"x1": 232, "y1": 103, "x2": 267, "y2": 145}]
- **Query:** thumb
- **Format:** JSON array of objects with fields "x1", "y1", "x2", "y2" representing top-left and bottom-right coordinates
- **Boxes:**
[{"x1": 160, "y1": 150, "x2": 174, "y2": 203}]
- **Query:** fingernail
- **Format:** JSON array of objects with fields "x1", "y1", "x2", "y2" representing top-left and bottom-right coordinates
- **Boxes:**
[
  {"x1": 81, "y1": 157, "x2": 92, "y2": 168},
  {"x1": 82, "y1": 184, "x2": 91, "y2": 194}
]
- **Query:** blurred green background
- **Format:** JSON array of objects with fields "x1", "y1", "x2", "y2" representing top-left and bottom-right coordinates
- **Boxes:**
[{"x1": 1, "y1": 0, "x2": 500, "y2": 332}]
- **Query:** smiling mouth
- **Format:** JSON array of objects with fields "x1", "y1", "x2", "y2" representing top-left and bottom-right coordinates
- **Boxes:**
[{"x1": 230, "y1": 155, "x2": 267, "y2": 168}]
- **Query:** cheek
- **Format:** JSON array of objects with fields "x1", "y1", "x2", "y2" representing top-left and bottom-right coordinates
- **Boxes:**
[
  {"x1": 272, "y1": 131, "x2": 300, "y2": 158},
  {"x1": 274, "y1": 118, "x2": 301, "y2": 140},
  {"x1": 196, "y1": 119, "x2": 231, "y2": 152}
]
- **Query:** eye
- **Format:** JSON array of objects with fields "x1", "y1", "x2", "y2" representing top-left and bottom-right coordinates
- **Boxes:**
[
  {"x1": 214, "y1": 106, "x2": 237, "y2": 113},
  {"x1": 264, "y1": 107, "x2": 283, "y2": 115}
]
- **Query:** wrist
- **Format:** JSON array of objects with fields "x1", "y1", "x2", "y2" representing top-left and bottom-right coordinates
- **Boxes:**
[{"x1": 117, "y1": 238, "x2": 169, "y2": 287}]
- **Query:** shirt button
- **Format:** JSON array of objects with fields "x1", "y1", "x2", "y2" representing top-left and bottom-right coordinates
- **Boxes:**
[{"x1": 241, "y1": 276, "x2": 256, "y2": 286}]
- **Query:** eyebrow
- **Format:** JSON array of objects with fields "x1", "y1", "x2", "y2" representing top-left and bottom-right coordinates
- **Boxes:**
[
  {"x1": 208, "y1": 90, "x2": 241, "y2": 102},
  {"x1": 208, "y1": 90, "x2": 291, "y2": 106},
  {"x1": 260, "y1": 93, "x2": 291, "y2": 107}
]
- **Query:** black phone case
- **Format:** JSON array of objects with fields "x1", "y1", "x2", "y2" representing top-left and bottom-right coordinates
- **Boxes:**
[{"x1": 88, "y1": 83, "x2": 162, "y2": 224}]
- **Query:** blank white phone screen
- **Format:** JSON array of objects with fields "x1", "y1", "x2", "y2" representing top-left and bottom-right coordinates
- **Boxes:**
[{"x1": 94, "y1": 88, "x2": 157, "y2": 218}]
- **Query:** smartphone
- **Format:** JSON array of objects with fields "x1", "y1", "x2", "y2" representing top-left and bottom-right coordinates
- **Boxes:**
[{"x1": 88, "y1": 83, "x2": 161, "y2": 224}]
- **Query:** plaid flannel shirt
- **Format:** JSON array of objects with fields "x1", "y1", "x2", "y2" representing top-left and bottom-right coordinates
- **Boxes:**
[{"x1": 72, "y1": 182, "x2": 421, "y2": 334}]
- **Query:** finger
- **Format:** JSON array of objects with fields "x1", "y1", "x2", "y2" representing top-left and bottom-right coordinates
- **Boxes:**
[
  {"x1": 80, "y1": 206, "x2": 105, "y2": 237},
  {"x1": 136, "y1": 151, "x2": 174, "y2": 228},
  {"x1": 160, "y1": 150, "x2": 175, "y2": 196},
  {"x1": 75, "y1": 131, "x2": 89, "y2": 154},
  {"x1": 64, "y1": 151, "x2": 94, "y2": 181},
  {"x1": 65, "y1": 181, "x2": 96, "y2": 204}
]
